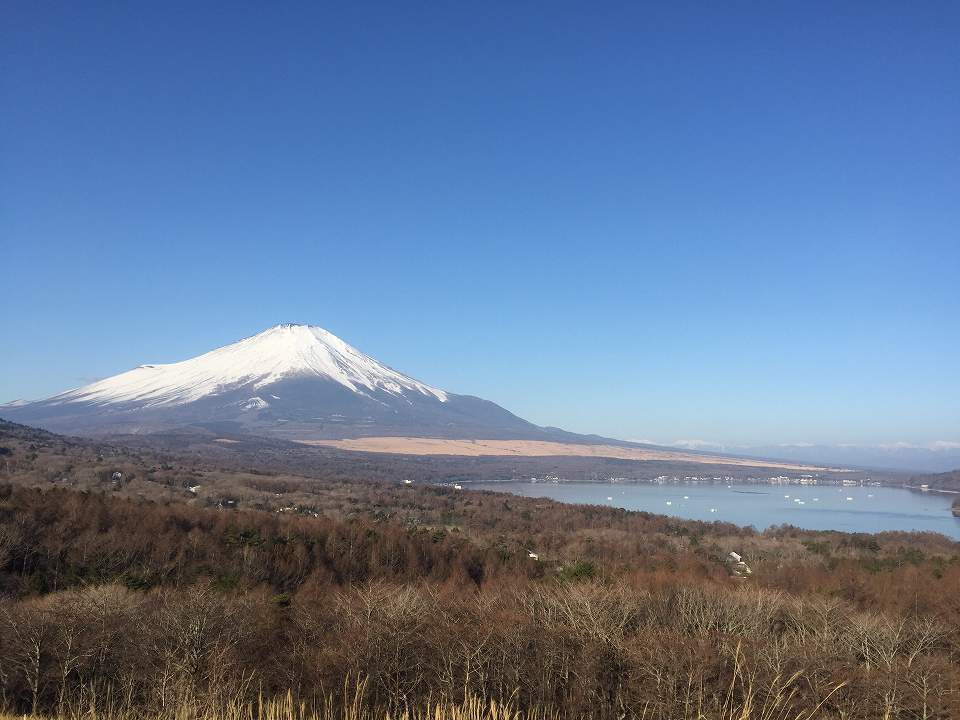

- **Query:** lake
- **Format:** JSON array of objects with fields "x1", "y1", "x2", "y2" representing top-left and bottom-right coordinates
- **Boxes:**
[{"x1": 471, "y1": 481, "x2": 960, "y2": 539}]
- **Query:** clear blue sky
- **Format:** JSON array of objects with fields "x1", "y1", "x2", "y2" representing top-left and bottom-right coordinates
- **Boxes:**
[{"x1": 2, "y1": 2, "x2": 958, "y2": 447}]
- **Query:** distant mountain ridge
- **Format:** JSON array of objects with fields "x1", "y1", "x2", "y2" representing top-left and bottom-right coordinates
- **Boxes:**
[
  {"x1": 669, "y1": 440, "x2": 960, "y2": 473},
  {"x1": 1, "y1": 324, "x2": 607, "y2": 443}
]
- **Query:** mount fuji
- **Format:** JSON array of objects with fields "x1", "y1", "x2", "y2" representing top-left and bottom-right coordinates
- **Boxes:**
[{"x1": 2, "y1": 324, "x2": 573, "y2": 442}]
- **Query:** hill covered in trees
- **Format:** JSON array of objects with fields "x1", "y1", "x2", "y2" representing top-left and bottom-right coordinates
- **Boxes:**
[
  {"x1": 911, "y1": 468, "x2": 960, "y2": 491},
  {"x1": 0, "y1": 420, "x2": 958, "y2": 718}
]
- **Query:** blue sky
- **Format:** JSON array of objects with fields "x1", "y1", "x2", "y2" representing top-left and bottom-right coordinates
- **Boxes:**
[{"x1": 2, "y1": 2, "x2": 958, "y2": 448}]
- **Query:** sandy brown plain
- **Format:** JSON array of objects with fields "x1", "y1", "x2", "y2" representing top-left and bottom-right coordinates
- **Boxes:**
[{"x1": 301, "y1": 437, "x2": 838, "y2": 471}]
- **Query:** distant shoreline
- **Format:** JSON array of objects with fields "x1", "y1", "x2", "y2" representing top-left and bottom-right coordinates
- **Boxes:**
[{"x1": 903, "y1": 484, "x2": 960, "y2": 495}]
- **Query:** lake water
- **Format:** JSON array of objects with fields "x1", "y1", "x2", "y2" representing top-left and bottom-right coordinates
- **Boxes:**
[{"x1": 471, "y1": 482, "x2": 960, "y2": 540}]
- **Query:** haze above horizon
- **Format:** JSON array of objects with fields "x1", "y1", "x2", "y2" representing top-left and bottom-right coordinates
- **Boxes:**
[{"x1": 2, "y1": 4, "x2": 958, "y2": 453}]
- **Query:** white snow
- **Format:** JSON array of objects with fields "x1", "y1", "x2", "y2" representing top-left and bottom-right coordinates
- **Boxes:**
[{"x1": 47, "y1": 324, "x2": 449, "y2": 408}]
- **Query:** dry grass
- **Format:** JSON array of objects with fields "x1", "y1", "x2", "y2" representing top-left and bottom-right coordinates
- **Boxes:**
[
  {"x1": 0, "y1": 652, "x2": 846, "y2": 720},
  {"x1": 302, "y1": 437, "x2": 837, "y2": 471},
  {"x1": 0, "y1": 695, "x2": 539, "y2": 720}
]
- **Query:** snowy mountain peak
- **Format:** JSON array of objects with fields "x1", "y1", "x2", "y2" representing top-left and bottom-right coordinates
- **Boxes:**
[
  {"x1": 49, "y1": 324, "x2": 448, "y2": 408},
  {"x1": 3, "y1": 324, "x2": 551, "y2": 441}
]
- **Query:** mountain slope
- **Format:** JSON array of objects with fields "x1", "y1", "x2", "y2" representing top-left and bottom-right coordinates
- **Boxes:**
[
  {"x1": 50, "y1": 324, "x2": 450, "y2": 407},
  {"x1": 1, "y1": 324, "x2": 555, "y2": 441}
]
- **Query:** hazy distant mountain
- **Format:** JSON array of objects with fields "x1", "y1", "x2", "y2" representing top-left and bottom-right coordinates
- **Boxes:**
[
  {"x1": 670, "y1": 440, "x2": 960, "y2": 473},
  {"x1": 1, "y1": 324, "x2": 585, "y2": 442}
]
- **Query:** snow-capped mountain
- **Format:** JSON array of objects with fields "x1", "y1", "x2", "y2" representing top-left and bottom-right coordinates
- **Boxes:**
[
  {"x1": 2, "y1": 324, "x2": 548, "y2": 440},
  {"x1": 47, "y1": 324, "x2": 449, "y2": 408}
]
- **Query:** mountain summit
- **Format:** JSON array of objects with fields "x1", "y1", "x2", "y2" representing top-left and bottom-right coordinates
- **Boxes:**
[
  {"x1": 3, "y1": 324, "x2": 547, "y2": 440},
  {"x1": 49, "y1": 324, "x2": 449, "y2": 408}
]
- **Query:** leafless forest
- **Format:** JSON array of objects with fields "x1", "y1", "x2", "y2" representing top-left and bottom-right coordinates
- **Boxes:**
[{"x1": 0, "y1": 420, "x2": 957, "y2": 718}]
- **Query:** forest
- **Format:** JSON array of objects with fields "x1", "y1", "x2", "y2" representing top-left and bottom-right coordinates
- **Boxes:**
[{"x1": 0, "y1": 420, "x2": 958, "y2": 719}]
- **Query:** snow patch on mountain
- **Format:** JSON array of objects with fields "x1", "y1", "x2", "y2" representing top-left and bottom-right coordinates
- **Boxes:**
[
  {"x1": 47, "y1": 324, "x2": 448, "y2": 408},
  {"x1": 241, "y1": 397, "x2": 269, "y2": 411}
]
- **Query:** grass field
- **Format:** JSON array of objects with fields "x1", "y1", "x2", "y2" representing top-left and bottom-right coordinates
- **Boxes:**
[{"x1": 302, "y1": 436, "x2": 839, "y2": 471}]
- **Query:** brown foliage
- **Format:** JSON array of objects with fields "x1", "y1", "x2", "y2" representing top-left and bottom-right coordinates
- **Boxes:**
[
  {"x1": 0, "y1": 421, "x2": 957, "y2": 718},
  {"x1": 0, "y1": 486, "x2": 956, "y2": 718}
]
